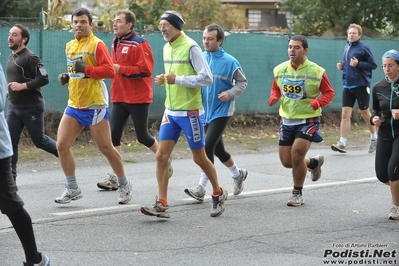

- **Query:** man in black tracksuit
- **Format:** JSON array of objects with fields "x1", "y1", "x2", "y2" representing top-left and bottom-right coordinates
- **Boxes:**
[{"x1": 6, "y1": 24, "x2": 58, "y2": 180}]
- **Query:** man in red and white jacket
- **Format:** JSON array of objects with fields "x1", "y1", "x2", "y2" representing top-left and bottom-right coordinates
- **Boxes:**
[{"x1": 96, "y1": 9, "x2": 173, "y2": 191}]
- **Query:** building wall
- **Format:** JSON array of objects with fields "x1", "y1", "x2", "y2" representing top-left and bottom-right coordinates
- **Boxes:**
[
  {"x1": 222, "y1": 3, "x2": 286, "y2": 30},
  {"x1": 224, "y1": 3, "x2": 277, "y2": 18}
]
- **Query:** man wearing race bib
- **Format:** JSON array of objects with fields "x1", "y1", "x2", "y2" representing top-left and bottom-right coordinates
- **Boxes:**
[
  {"x1": 140, "y1": 11, "x2": 227, "y2": 218},
  {"x1": 55, "y1": 7, "x2": 132, "y2": 205},
  {"x1": 268, "y1": 35, "x2": 335, "y2": 207}
]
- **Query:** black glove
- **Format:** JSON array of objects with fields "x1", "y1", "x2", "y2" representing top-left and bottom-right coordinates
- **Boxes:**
[
  {"x1": 58, "y1": 73, "x2": 70, "y2": 85},
  {"x1": 73, "y1": 60, "x2": 86, "y2": 73}
]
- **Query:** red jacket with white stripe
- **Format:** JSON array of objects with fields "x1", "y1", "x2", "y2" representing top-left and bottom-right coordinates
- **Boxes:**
[{"x1": 110, "y1": 31, "x2": 154, "y2": 103}]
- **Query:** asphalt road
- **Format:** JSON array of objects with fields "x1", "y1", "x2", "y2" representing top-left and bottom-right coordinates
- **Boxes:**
[{"x1": 1, "y1": 145, "x2": 398, "y2": 266}]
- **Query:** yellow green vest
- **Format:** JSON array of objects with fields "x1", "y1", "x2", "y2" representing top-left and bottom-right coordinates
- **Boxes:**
[
  {"x1": 66, "y1": 32, "x2": 106, "y2": 109},
  {"x1": 273, "y1": 59, "x2": 324, "y2": 119},
  {"x1": 163, "y1": 32, "x2": 202, "y2": 110}
]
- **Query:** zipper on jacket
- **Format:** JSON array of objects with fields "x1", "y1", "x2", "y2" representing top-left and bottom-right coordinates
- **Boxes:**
[{"x1": 167, "y1": 45, "x2": 173, "y2": 109}]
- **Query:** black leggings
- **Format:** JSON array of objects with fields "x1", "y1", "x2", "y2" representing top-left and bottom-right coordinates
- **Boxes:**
[
  {"x1": 375, "y1": 136, "x2": 399, "y2": 183},
  {"x1": 7, "y1": 207, "x2": 40, "y2": 263},
  {"x1": 204, "y1": 117, "x2": 231, "y2": 164},
  {"x1": 0, "y1": 157, "x2": 39, "y2": 263},
  {"x1": 110, "y1": 103, "x2": 156, "y2": 148}
]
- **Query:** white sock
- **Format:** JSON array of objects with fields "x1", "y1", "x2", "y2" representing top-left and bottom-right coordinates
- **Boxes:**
[
  {"x1": 199, "y1": 172, "x2": 208, "y2": 191},
  {"x1": 371, "y1": 133, "x2": 377, "y2": 140},
  {"x1": 339, "y1": 137, "x2": 347, "y2": 146},
  {"x1": 228, "y1": 163, "x2": 240, "y2": 178}
]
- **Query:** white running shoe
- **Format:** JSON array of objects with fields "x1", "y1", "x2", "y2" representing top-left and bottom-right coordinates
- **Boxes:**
[
  {"x1": 168, "y1": 157, "x2": 173, "y2": 178},
  {"x1": 389, "y1": 206, "x2": 399, "y2": 220},
  {"x1": 287, "y1": 190, "x2": 304, "y2": 206},
  {"x1": 97, "y1": 173, "x2": 118, "y2": 190},
  {"x1": 368, "y1": 139, "x2": 377, "y2": 153},
  {"x1": 118, "y1": 180, "x2": 132, "y2": 204},
  {"x1": 309, "y1": 154, "x2": 324, "y2": 182},
  {"x1": 184, "y1": 185, "x2": 206, "y2": 202},
  {"x1": 331, "y1": 141, "x2": 347, "y2": 153},
  {"x1": 55, "y1": 186, "x2": 83, "y2": 204},
  {"x1": 211, "y1": 188, "x2": 228, "y2": 217},
  {"x1": 233, "y1": 169, "x2": 248, "y2": 195},
  {"x1": 23, "y1": 252, "x2": 50, "y2": 266}
]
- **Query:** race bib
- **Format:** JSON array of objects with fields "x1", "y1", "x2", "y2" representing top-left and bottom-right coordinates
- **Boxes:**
[
  {"x1": 281, "y1": 77, "x2": 305, "y2": 100},
  {"x1": 67, "y1": 57, "x2": 85, "y2": 79}
]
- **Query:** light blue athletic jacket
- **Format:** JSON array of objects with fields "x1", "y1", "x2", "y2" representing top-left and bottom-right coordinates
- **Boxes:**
[
  {"x1": 202, "y1": 47, "x2": 242, "y2": 124},
  {"x1": 0, "y1": 63, "x2": 13, "y2": 159}
]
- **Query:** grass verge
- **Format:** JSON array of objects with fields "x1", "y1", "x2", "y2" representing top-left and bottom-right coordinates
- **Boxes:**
[{"x1": 16, "y1": 111, "x2": 372, "y2": 164}]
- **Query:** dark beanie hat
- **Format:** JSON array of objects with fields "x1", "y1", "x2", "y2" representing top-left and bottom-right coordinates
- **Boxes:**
[{"x1": 160, "y1": 11, "x2": 185, "y2": 30}]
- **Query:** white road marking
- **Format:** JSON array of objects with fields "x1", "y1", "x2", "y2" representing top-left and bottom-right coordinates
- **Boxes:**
[
  {"x1": 51, "y1": 204, "x2": 141, "y2": 216},
  {"x1": 49, "y1": 178, "x2": 377, "y2": 216}
]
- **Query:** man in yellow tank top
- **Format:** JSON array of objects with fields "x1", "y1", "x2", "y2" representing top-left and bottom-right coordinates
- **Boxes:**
[{"x1": 55, "y1": 8, "x2": 132, "y2": 205}]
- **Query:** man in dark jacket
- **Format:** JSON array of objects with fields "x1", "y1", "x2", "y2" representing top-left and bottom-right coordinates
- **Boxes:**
[
  {"x1": 6, "y1": 24, "x2": 58, "y2": 180},
  {"x1": 332, "y1": 23, "x2": 377, "y2": 154}
]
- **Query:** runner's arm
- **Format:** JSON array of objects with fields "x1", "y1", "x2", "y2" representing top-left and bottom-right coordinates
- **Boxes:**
[{"x1": 175, "y1": 45, "x2": 213, "y2": 88}]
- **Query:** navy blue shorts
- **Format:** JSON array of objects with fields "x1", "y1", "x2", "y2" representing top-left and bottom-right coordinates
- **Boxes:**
[{"x1": 279, "y1": 117, "x2": 323, "y2": 146}]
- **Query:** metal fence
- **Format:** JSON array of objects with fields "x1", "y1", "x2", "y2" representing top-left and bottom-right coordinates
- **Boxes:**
[{"x1": 0, "y1": 23, "x2": 397, "y2": 119}]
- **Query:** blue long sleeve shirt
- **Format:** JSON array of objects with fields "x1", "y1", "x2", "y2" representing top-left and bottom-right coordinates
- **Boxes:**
[{"x1": 0, "y1": 63, "x2": 13, "y2": 159}]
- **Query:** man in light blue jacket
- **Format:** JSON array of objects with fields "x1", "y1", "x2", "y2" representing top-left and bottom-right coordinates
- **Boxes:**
[
  {"x1": 0, "y1": 63, "x2": 50, "y2": 266},
  {"x1": 184, "y1": 24, "x2": 248, "y2": 201}
]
